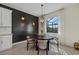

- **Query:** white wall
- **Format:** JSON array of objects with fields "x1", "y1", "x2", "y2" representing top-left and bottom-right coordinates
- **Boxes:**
[
  {"x1": 39, "y1": 4, "x2": 79, "y2": 47},
  {"x1": 64, "y1": 5, "x2": 79, "y2": 47}
]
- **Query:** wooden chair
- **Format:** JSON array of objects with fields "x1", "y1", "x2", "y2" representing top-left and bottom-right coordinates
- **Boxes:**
[
  {"x1": 37, "y1": 40, "x2": 48, "y2": 55},
  {"x1": 26, "y1": 35, "x2": 35, "y2": 50}
]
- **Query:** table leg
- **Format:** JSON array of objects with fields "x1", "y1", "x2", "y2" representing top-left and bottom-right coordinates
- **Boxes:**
[
  {"x1": 36, "y1": 40, "x2": 38, "y2": 50},
  {"x1": 27, "y1": 40, "x2": 28, "y2": 50},
  {"x1": 46, "y1": 40, "x2": 49, "y2": 55},
  {"x1": 47, "y1": 40, "x2": 49, "y2": 50}
]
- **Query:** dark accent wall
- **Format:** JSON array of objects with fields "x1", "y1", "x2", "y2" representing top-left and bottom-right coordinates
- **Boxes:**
[
  {"x1": 12, "y1": 10, "x2": 38, "y2": 43},
  {"x1": 0, "y1": 4, "x2": 39, "y2": 43}
]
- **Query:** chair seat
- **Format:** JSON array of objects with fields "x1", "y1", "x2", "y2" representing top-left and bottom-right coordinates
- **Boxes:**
[
  {"x1": 38, "y1": 45, "x2": 47, "y2": 49},
  {"x1": 27, "y1": 38, "x2": 35, "y2": 43}
]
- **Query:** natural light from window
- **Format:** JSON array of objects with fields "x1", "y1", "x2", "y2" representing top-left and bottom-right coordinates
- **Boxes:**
[{"x1": 47, "y1": 16, "x2": 59, "y2": 33}]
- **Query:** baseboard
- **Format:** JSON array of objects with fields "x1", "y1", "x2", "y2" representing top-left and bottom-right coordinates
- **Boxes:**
[
  {"x1": 12, "y1": 40, "x2": 27, "y2": 46},
  {"x1": 60, "y1": 43, "x2": 74, "y2": 48}
]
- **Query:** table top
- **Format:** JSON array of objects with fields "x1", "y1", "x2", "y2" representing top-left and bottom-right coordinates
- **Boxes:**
[{"x1": 33, "y1": 34, "x2": 54, "y2": 40}]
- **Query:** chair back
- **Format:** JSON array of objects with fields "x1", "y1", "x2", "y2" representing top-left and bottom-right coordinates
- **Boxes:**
[
  {"x1": 26, "y1": 36, "x2": 30, "y2": 39},
  {"x1": 38, "y1": 40, "x2": 47, "y2": 49}
]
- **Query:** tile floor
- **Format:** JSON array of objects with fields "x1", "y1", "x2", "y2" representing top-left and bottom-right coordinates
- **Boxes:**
[{"x1": 0, "y1": 41, "x2": 79, "y2": 55}]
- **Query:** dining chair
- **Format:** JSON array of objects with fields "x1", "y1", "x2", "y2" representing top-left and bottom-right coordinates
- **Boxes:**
[
  {"x1": 26, "y1": 35, "x2": 35, "y2": 50},
  {"x1": 37, "y1": 40, "x2": 48, "y2": 55},
  {"x1": 49, "y1": 37, "x2": 59, "y2": 52}
]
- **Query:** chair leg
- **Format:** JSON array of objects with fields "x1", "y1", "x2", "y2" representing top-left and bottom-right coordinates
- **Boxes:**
[
  {"x1": 46, "y1": 50, "x2": 48, "y2": 55},
  {"x1": 37, "y1": 50, "x2": 39, "y2": 55},
  {"x1": 27, "y1": 43, "x2": 28, "y2": 50},
  {"x1": 57, "y1": 39, "x2": 59, "y2": 52}
]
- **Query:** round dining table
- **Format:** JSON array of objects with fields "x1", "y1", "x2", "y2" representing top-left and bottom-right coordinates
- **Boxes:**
[{"x1": 32, "y1": 34, "x2": 59, "y2": 55}]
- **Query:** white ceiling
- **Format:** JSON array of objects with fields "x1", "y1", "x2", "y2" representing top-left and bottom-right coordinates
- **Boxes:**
[{"x1": 2, "y1": 3, "x2": 76, "y2": 17}]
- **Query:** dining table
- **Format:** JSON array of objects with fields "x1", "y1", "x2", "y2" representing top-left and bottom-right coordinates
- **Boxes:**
[{"x1": 32, "y1": 34, "x2": 59, "y2": 54}]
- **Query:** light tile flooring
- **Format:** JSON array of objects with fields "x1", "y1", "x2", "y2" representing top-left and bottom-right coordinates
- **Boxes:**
[
  {"x1": 0, "y1": 42, "x2": 79, "y2": 55},
  {"x1": 59, "y1": 45, "x2": 79, "y2": 55}
]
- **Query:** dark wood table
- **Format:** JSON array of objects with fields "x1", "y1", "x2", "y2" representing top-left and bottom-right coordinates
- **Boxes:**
[{"x1": 32, "y1": 34, "x2": 59, "y2": 55}]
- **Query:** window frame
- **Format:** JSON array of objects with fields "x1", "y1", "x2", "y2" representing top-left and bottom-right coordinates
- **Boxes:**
[{"x1": 47, "y1": 16, "x2": 60, "y2": 34}]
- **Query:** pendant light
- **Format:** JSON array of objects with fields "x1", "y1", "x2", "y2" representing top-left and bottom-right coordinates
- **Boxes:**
[{"x1": 41, "y1": 4, "x2": 44, "y2": 21}]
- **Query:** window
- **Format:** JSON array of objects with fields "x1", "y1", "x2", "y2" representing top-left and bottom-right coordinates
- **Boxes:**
[{"x1": 47, "y1": 16, "x2": 59, "y2": 33}]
